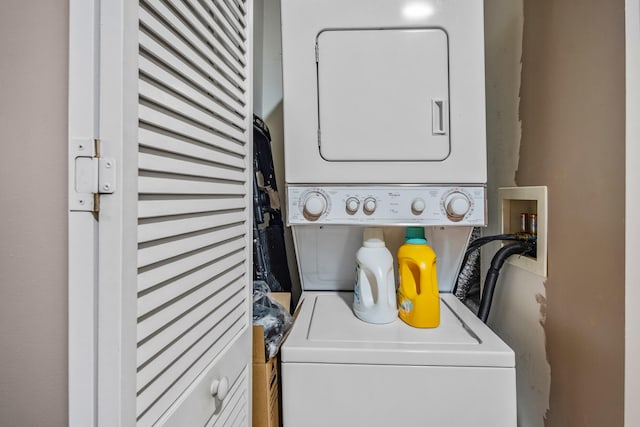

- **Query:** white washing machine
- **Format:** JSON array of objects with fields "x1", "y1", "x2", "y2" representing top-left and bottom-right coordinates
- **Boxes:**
[
  {"x1": 280, "y1": 223, "x2": 517, "y2": 426},
  {"x1": 279, "y1": 0, "x2": 517, "y2": 425},
  {"x1": 282, "y1": 291, "x2": 516, "y2": 426}
]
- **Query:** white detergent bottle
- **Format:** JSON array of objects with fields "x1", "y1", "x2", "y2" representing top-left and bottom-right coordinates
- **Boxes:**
[{"x1": 353, "y1": 228, "x2": 397, "y2": 324}]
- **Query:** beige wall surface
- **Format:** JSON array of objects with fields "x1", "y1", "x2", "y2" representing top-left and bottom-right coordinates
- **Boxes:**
[
  {"x1": 483, "y1": 1, "x2": 552, "y2": 426},
  {"x1": 518, "y1": 0, "x2": 625, "y2": 425},
  {"x1": 0, "y1": 1, "x2": 69, "y2": 426}
]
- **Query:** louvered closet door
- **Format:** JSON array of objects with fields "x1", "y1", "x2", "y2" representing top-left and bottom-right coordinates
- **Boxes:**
[{"x1": 136, "y1": 0, "x2": 252, "y2": 425}]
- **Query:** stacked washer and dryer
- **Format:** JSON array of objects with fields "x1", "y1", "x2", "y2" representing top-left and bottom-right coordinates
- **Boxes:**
[{"x1": 279, "y1": 0, "x2": 517, "y2": 425}]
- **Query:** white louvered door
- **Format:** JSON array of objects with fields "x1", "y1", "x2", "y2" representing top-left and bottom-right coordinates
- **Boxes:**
[{"x1": 90, "y1": 0, "x2": 253, "y2": 425}]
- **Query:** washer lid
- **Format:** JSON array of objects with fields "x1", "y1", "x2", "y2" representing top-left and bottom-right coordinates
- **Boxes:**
[{"x1": 281, "y1": 292, "x2": 514, "y2": 367}]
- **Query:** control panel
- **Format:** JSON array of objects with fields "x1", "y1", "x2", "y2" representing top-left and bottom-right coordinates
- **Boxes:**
[{"x1": 287, "y1": 186, "x2": 486, "y2": 226}]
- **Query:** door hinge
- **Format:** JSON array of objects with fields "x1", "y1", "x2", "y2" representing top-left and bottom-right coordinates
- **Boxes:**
[{"x1": 70, "y1": 138, "x2": 116, "y2": 213}]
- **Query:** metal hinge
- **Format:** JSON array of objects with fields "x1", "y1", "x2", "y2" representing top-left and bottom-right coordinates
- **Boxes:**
[{"x1": 70, "y1": 138, "x2": 116, "y2": 213}]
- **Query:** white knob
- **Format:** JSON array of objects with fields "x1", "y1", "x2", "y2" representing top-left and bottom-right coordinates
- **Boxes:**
[
  {"x1": 303, "y1": 193, "x2": 327, "y2": 220},
  {"x1": 445, "y1": 192, "x2": 471, "y2": 220},
  {"x1": 345, "y1": 197, "x2": 359, "y2": 214},
  {"x1": 211, "y1": 376, "x2": 230, "y2": 401},
  {"x1": 363, "y1": 198, "x2": 377, "y2": 215},
  {"x1": 411, "y1": 198, "x2": 426, "y2": 215}
]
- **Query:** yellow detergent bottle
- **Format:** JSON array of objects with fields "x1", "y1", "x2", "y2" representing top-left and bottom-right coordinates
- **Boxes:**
[{"x1": 397, "y1": 227, "x2": 440, "y2": 328}]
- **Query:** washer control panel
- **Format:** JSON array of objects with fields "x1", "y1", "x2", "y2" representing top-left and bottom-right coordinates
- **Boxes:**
[{"x1": 287, "y1": 186, "x2": 486, "y2": 225}]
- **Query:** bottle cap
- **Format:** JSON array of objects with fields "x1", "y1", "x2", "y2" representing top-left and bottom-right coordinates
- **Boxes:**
[
  {"x1": 405, "y1": 227, "x2": 427, "y2": 244},
  {"x1": 363, "y1": 227, "x2": 386, "y2": 248}
]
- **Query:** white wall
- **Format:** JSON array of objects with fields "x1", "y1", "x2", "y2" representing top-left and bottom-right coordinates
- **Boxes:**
[{"x1": 254, "y1": 0, "x2": 283, "y2": 117}]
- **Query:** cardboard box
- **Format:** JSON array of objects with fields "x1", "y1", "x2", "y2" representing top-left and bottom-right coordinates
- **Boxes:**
[{"x1": 253, "y1": 292, "x2": 291, "y2": 427}]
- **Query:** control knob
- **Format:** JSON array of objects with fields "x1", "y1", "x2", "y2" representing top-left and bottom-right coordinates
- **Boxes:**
[
  {"x1": 363, "y1": 197, "x2": 377, "y2": 215},
  {"x1": 345, "y1": 197, "x2": 360, "y2": 215},
  {"x1": 411, "y1": 198, "x2": 426, "y2": 215},
  {"x1": 444, "y1": 192, "x2": 471, "y2": 221},
  {"x1": 302, "y1": 192, "x2": 327, "y2": 221}
]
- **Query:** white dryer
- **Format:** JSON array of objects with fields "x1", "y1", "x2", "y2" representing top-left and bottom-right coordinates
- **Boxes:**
[{"x1": 281, "y1": 0, "x2": 487, "y2": 187}]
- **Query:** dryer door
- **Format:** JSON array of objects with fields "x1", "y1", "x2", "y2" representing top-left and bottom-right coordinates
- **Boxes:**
[{"x1": 317, "y1": 29, "x2": 450, "y2": 162}]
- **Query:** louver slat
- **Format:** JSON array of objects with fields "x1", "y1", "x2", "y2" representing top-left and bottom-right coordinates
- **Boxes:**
[
  {"x1": 138, "y1": 237, "x2": 244, "y2": 292},
  {"x1": 189, "y1": 0, "x2": 245, "y2": 57},
  {"x1": 139, "y1": 78, "x2": 245, "y2": 142},
  {"x1": 138, "y1": 210, "x2": 243, "y2": 243},
  {"x1": 137, "y1": 284, "x2": 245, "y2": 383},
  {"x1": 139, "y1": 104, "x2": 245, "y2": 157},
  {"x1": 136, "y1": 0, "x2": 250, "y2": 423},
  {"x1": 138, "y1": 31, "x2": 244, "y2": 115},
  {"x1": 139, "y1": 6, "x2": 244, "y2": 101},
  {"x1": 138, "y1": 151, "x2": 244, "y2": 183},
  {"x1": 137, "y1": 254, "x2": 244, "y2": 317},
  {"x1": 138, "y1": 174, "x2": 245, "y2": 195},
  {"x1": 138, "y1": 126, "x2": 245, "y2": 170},
  {"x1": 138, "y1": 197, "x2": 245, "y2": 219},
  {"x1": 221, "y1": 0, "x2": 246, "y2": 29},
  {"x1": 198, "y1": 0, "x2": 246, "y2": 48},
  {"x1": 138, "y1": 56, "x2": 244, "y2": 129},
  {"x1": 163, "y1": 0, "x2": 245, "y2": 69},
  {"x1": 142, "y1": 0, "x2": 245, "y2": 90},
  {"x1": 137, "y1": 223, "x2": 245, "y2": 268}
]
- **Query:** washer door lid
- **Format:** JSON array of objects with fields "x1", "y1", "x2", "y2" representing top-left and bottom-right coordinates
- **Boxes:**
[{"x1": 281, "y1": 293, "x2": 515, "y2": 367}]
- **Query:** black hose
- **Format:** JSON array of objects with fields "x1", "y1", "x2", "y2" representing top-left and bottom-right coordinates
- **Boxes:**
[
  {"x1": 477, "y1": 242, "x2": 536, "y2": 323},
  {"x1": 465, "y1": 234, "x2": 522, "y2": 253},
  {"x1": 453, "y1": 234, "x2": 536, "y2": 295}
]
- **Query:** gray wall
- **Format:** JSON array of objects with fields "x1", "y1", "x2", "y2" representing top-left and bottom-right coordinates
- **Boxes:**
[{"x1": 0, "y1": 1, "x2": 69, "y2": 425}]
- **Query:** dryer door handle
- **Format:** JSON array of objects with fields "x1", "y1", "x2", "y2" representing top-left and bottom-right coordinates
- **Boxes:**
[{"x1": 432, "y1": 99, "x2": 448, "y2": 135}]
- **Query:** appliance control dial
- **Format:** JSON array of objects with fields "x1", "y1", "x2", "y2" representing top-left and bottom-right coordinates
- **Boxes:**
[
  {"x1": 363, "y1": 197, "x2": 377, "y2": 215},
  {"x1": 444, "y1": 191, "x2": 472, "y2": 221},
  {"x1": 302, "y1": 192, "x2": 328, "y2": 221},
  {"x1": 345, "y1": 197, "x2": 360, "y2": 214},
  {"x1": 411, "y1": 198, "x2": 426, "y2": 215}
]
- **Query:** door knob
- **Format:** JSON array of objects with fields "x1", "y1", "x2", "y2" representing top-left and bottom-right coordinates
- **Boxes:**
[{"x1": 211, "y1": 376, "x2": 230, "y2": 401}]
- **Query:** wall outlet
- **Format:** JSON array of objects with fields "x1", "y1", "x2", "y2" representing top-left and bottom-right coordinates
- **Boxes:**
[{"x1": 499, "y1": 186, "x2": 548, "y2": 277}]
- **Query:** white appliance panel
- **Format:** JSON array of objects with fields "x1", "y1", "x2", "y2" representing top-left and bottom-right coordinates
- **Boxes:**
[
  {"x1": 317, "y1": 29, "x2": 450, "y2": 161},
  {"x1": 287, "y1": 185, "x2": 486, "y2": 226},
  {"x1": 282, "y1": 293, "x2": 514, "y2": 367},
  {"x1": 281, "y1": 0, "x2": 487, "y2": 184},
  {"x1": 282, "y1": 363, "x2": 516, "y2": 427}
]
